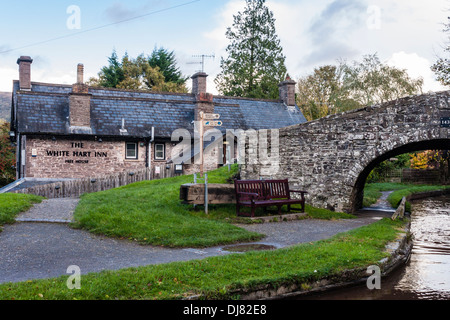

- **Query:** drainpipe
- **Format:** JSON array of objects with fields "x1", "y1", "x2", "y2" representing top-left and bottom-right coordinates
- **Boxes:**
[
  {"x1": 148, "y1": 127, "x2": 155, "y2": 180},
  {"x1": 16, "y1": 132, "x2": 21, "y2": 179}
]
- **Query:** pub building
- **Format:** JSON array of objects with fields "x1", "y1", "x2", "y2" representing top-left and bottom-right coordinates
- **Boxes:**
[{"x1": 9, "y1": 56, "x2": 306, "y2": 183}]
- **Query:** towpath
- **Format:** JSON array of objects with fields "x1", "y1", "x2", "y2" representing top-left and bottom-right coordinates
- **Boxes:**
[{"x1": 0, "y1": 198, "x2": 391, "y2": 284}]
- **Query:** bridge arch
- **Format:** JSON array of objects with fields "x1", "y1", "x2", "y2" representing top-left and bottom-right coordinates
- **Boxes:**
[
  {"x1": 350, "y1": 139, "x2": 449, "y2": 212},
  {"x1": 241, "y1": 91, "x2": 450, "y2": 213}
]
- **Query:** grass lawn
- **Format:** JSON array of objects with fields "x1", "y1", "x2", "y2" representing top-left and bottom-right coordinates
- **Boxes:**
[
  {"x1": 0, "y1": 193, "x2": 44, "y2": 227},
  {"x1": 71, "y1": 164, "x2": 354, "y2": 248},
  {"x1": 0, "y1": 217, "x2": 408, "y2": 300},
  {"x1": 71, "y1": 165, "x2": 263, "y2": 248},
  {"x1": 363, "y1": 182, "x2": 450, "y2": 211}
]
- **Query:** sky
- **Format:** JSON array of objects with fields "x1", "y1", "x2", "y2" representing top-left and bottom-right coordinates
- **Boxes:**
[{"x1": 0, "y1": 0, "x2": 449, "y2": 94}]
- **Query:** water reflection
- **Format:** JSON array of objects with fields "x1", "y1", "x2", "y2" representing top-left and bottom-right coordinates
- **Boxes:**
[
  {"x1": 298, "y1": 195, "x2": 450, "y2": 300},
  {"x1": 395, "y1": 196, "x2": 450, "y2": 300}
]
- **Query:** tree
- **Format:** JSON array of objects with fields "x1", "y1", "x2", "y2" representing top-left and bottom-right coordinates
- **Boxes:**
[
  {"x1": 410, "y1": 150, "x2": 450, "y2": 170},
  {"x1": 91, "y1": 50, "x2": 125, "y2": 88},
  {"x1": 432, "y1": 17, "x2": 450, "y2": 86},
  {"x1": 296, "y1": 64, "x2": 360, "y2": 121},
  {"x1": 342, "y1": 54, "x2": 423, "y2": 106},
  {"x1": 297, "y1": 54, "x2": 424, "y2": 121},
  {"x1": 215, "y1": 0, "x2": 287, "y2": 99},
  {"x1": 148, "y1": 47, "x2": 188, "y2": 85},
  {"x1": 88, "y1": 50, "x2": 188, "y2": 93},
  {"x1": 0, "y1": 121, "x2": 15, "y2": 187},
  {"x1": 367, "y1": 154, "x2": 411, "y2": 183}
]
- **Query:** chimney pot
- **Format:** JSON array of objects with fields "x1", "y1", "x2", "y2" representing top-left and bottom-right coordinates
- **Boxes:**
[{"x1": 17, "y1": 56, "x2": 33, "y2": 91}]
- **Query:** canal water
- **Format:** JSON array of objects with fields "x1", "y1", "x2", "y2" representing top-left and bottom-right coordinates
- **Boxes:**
[{"x1": 299, "y1": 195, "x2": 450, "y2": 300}]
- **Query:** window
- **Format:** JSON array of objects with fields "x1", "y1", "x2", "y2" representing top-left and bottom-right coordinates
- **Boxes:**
[
  {"x1": 155, "y1": 144, "x2": 165, "y2": 160},
  {"x1": 125, "y1": 142, "x2": 138, "y2": 159}
]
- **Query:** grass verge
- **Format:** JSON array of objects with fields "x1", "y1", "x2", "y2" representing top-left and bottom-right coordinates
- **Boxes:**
[
  {"x1": 0, "y1": 217, "x2": 408, "y2": 300},
  {"x1": 71, "y1": 165, "x2": 263, "y2": 248},
  {"x1": 363, "y1": 182, "x2": 450, "y2": 211},
  {"x1": 0, "y1": 193, "x2": 44, "y2": 226},
  {"x1": 71, "y1": 164, "x2": 355, "y2": 248}
]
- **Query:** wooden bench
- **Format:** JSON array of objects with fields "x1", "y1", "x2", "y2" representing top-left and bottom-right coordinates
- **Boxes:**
[{"x1": 234, "y1": 179, "x2": 308, "y2": 217}]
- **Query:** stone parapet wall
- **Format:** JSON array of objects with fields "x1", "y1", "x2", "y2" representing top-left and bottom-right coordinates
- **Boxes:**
[{"x1": 241, "y1": 91, "x2": 450, "y2": 213}]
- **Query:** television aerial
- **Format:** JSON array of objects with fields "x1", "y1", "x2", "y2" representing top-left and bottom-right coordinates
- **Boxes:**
[{"x1": 188, "y1": 54, "x2": 215, "y2": 73}]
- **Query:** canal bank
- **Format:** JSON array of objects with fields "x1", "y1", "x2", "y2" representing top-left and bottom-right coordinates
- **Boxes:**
[
  {"x1": 217, "y1": 214, "x2": 412, "y2": 300},
  {"x1": 3, "y1": 188, "x2": 445, "y2": 300},
  {"x1": 296, "y1": 195, "x2": 450, "y2": 300}
]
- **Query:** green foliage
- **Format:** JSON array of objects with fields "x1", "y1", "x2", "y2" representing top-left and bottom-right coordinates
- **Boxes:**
[
  {"x1": 297, "y1": 65, "x2": 360, "y2": 121},
  {"x1": 148, "y1": 47, "x2": 188, "y2": 85},
  {"x1": 342, "y1": 53, "x2": 423, "y2": 106},
  {"x1": 88, "y1": 49, "x2": 188, "y2": 93},
  {"x1": 0, "y1": 121, "x2": 16, "y2": 187},
  {"x1": 298, "y1": 54, "x2": 424, "y2": 121},
  {"x1": 367, "y1": 154, "x2": 411, "y2": 183},
  {"x1": 0, "y1": 218, "x2": 407, "y2": 300},
  {"x1": 215, "y1": 0, "x2": 287, "y2": 99},
  {"x1": 0, "y1": 92, "x2": 11, "y2": 122}
]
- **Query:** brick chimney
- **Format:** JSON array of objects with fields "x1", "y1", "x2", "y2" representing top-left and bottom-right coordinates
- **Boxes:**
[
  {"x1": 278, "y1": 75, "x2": 296, "y2": 106},
  {"x1": 17, "y1": 56, "x2": 33, "y2": 91},
  {"x1": 69, "y1": 63, "x2": 92, "y2": 133},
  {"x1": 191, "y1": 73, "x2": 214, "y2": 121},
  {"x1": 191, "y1": 72, "x2": 208, "y2": 96}
]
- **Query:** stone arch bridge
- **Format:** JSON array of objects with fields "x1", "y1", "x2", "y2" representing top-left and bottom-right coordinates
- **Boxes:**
[{"x1": 241, "y1": 91, "x2": 450, "y2": 213}]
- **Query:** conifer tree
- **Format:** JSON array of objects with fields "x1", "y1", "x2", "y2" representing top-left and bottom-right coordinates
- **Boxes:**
[{"x1": 215, "y1": 0, "x2": 287, "y2": 99}]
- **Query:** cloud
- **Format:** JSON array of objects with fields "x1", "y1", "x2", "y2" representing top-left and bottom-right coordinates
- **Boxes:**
[
  {"x1": 387, "y1": 51, "x2": 447, "y2": 93},
  {"x1": 0, "y1": 66, "x2": 17, "y2": 92},
  {"x1": 104, "y1": 1, "x2": 165, "y2": 23},
  {"x1": 303, "y1": 0, "x2": 368, "y2": 66}
]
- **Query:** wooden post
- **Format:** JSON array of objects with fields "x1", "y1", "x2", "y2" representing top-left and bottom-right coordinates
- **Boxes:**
[{"x1": 391, "y1": 197, "x2": 406, "y2": 220}]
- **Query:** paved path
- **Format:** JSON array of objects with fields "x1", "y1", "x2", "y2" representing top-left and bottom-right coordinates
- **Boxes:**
[
  {"x1": 15, "y1": 198, "x2": 79, "y2": 223},
  {"x1": 0, "y1": 199, "x2": 392, "y2": 284}
]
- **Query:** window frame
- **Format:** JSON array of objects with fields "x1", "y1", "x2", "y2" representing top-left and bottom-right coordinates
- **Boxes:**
[
  {"x1": 154, "y1": 143, "x2": 166, "y2": 161},
  {"x1": 125, "y1": 142, "x2": 138, "y2": 160}
]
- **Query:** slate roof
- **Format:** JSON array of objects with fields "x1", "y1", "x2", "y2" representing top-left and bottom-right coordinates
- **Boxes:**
[{"x1": 12, "y1": 81, "x2": 307, "y2": 139}]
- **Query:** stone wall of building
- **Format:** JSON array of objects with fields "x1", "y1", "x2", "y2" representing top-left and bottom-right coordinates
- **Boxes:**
[
  {"x1": 241, "y1": 91, "x2": 450, "y2": 213},
  {"x1": 24, "y1": 136, "x2": 147, "y2": 179}
]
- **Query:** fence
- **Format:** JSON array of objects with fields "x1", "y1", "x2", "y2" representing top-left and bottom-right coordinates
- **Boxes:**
[
  {"x1": 401, "y1": 169, "x2": 447, "y2": 185},
  {"x1": 377, "y1": 168, "x2": 449, "y2": 185},
  {"x1": 10, "y1": 163, "x2": 185, "y2": 199}
]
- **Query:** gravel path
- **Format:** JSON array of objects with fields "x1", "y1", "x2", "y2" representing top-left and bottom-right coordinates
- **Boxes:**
[{"x1": 0, "y1": 199, "x2": 391, "y2": 284}]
